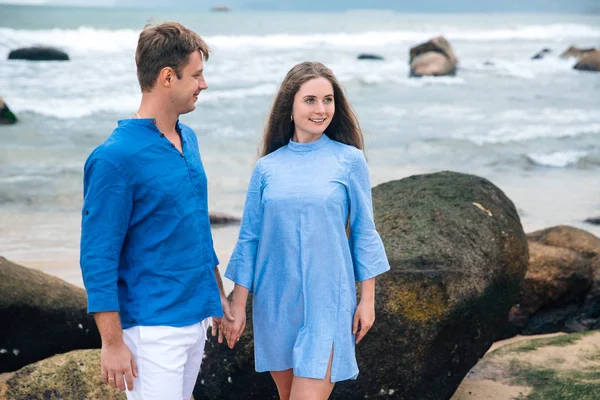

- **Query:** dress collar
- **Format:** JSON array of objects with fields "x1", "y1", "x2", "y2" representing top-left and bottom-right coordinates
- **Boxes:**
[{"x1": 287, "y1": 134, "x2": 330, "y2": 153}]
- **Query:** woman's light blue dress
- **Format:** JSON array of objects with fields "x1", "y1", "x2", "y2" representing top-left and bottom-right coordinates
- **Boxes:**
[{"x1": 225, "y1": 134, "x2": 390, "y2": 382}]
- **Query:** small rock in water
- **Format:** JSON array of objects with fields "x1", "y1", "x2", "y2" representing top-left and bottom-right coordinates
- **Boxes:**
[
  {"x1": 531, "y1": 48, "x2": 551, "y2": 60},
  {"x1": 561, "y1": 46, "x2": 596, "y2": 59},
  {"x1": 209, "y1": 212, "x2": 240, "y2": 225},
  {"x1": 0, "y1": 98, "x2": 18, "y2": 124},
  {"x1": 357, "y1": 53, "x2": 384, "y2": 61},
  {"x1": 8, "y1": 46, "x2": 69, "y2": 61},
  {"x1": 585, "y1": 217, "x2": 600, "y2": 225},
  {"x1": 574, "y1": 50, "x2": 600, "y2": 72}
]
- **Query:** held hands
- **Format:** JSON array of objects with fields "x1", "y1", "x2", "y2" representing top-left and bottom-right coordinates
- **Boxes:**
[
  {"x1": 212, "y1": 294, "x2": 235, "y2": 344},
  {"x1": 101, "y1": 341, "x2": 138, "y2": 392},
  {"x1": 221, "y1": 301, "x2": 247, "y2": 349},
  {"x1": 353, "y1": 300, "x2": 375, "y2": 344}
]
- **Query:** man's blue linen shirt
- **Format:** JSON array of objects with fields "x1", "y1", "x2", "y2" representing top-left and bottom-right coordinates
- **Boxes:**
[{"x1": 80, "y1": 118, "x2": 223, "y2": 329}]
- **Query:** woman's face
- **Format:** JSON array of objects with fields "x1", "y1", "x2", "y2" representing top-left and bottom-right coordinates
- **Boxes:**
[{"x1": 291, "y1": 77, "x2": 335, "y2": 140}]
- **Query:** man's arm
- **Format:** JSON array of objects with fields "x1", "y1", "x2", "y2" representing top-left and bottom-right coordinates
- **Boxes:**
[
  {"x1": 211, "y1": 266, "x2": 235, "y2": 343},
  {"x1": 214, "y1": 266, "x2": 227, "y2": 298},
  {"x1": 80, "y1": 157, "x2": 135, "y2": 391},
  {"x1": 94, "y1": 312, "x2": 137, "y2": 392}
]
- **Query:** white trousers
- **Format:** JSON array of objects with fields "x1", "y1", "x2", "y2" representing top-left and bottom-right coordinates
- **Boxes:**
[{"x1": 123, "y1": 319, "x2": 210, "y2": 400}]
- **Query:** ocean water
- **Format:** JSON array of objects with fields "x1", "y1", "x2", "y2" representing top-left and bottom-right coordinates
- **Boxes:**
[{"x1": 0, "y1": 5, "x2": 599, "y2": 287}]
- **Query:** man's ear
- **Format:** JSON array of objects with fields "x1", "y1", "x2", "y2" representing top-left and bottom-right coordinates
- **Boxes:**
[{"x1": 158, "y1": 67, "x2": 176, "y2": 88}]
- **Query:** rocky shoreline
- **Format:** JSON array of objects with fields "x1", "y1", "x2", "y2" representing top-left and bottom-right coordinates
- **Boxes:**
[{"x1": 1, "y1": 172, "x2": 599, "y2": 399}]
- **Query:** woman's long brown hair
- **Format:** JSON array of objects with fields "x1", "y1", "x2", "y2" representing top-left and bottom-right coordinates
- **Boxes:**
[{"x1": 260, "y1": 62, "x2": 364, "y2": 156}]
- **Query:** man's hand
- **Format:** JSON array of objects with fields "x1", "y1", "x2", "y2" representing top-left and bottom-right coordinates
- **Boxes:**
[
  {"x1": 101, "y1": 341, "x2": 138, "y2": 392},
  {"x1": 212, "y1": 294, "x2": 235, "y2": 344},
  {"x1": 93, "y1": 312, "x2": 137, "y2": 392}
]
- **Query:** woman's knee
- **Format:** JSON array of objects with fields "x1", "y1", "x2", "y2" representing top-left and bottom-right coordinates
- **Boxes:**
[
  {"x1": 271, "y1": 369, "x2": 294, "y2": 400},
  {"x1": 290, "y1": 376, "x2": 334, "y2": 400}
]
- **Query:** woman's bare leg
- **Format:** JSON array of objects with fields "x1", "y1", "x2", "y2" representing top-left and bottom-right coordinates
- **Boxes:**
[
  {"x1": 289, "y1": 349, "x2": 334, "y2": 400},
  {"x1": 271, "y1": 369, "x2": 294, "y2": 400}
]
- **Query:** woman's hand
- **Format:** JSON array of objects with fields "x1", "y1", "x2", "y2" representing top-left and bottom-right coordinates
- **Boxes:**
[
  {"x1": 224, "y1": 301, "x2": 247, "y2": 349},
  {"x1": 353, "y1": 300, "x2": 375, "y2": 344}
]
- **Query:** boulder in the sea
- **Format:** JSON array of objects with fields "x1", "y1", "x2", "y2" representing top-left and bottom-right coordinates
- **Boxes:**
[
  {"x1": 8, "y1": 46, "x2": 69, "y2": 61},
  {"x1": 585, "y1": 217, "x2": 600, "y2": 225},
  {"x1": 197, "y1": 171, "x2": 529, "y2": 399},
  {"x1": 409, "y1": 36, "x2": 458, "y2": 77},
  {"x1": 505, "y1": 241, "x2": 593, "y2": 336},
  {"x1": 209, "y1": 212, "x2": 241, "y2": 225},
  {"x1": 574, "y1": 50, "x2": 600, "y2": 72},
  {"x1": 0, "y1": 256, "x2": 100, "y2": 373},
  {"x1": 357, "y1": 53, "x2": 384, "y2": 61},
  {"x1": 524, "y1": 226, "x2": 600, "y2": 332},
  {"x1": 0, "y1": 98, "x2": 17, "y2": 125},
  {"x1": 560, "y1": 46, "x2": 596, "y2": 59},
  {"x1": 0, "y1": 349, "x2": 125, "y2": 400},
  {"x1": 531, "y1": 48, "x2": 551, "y2": 60}
]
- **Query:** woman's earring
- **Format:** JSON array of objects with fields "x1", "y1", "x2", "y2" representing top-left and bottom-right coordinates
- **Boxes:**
[{"x1": 290, "y1": 115, "x2": 293, "y2": 122}]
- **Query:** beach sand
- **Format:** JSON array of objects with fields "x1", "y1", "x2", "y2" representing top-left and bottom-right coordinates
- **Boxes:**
[{"x1": 3, "y1": 222, "x2": 240, "y2": 294}]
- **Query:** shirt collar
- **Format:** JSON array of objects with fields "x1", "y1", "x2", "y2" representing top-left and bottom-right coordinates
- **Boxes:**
[{"x1": 117, "y1": 118, "x2": 184, "y2": 134}]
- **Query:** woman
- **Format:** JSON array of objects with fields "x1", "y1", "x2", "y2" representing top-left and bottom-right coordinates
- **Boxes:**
[{"x1": 223, "y1": 61, "x2": 390, "y2": 400}]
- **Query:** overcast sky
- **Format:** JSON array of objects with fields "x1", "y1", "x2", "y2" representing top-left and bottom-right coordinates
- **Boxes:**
[
  {"x1": 0, "y1": 0, "x2": 116, "y2": 4},
  {"x1": 1, "y1": 0, "x2": 598, "y2": 12}
]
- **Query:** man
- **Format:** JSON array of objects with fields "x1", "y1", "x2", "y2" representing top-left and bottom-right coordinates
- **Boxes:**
[{"x1": 80, "y1": 22, "x2": 232, "y2": 400}]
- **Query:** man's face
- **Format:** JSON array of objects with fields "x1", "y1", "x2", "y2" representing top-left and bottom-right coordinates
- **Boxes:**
[{"x1": 171, "y1": 50, "x2": 208, "y2": 115}]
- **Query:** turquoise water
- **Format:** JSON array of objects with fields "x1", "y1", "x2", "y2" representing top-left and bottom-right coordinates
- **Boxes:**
[{"x1": 0, "y1": 5, "x2": 599, "y2": 283}]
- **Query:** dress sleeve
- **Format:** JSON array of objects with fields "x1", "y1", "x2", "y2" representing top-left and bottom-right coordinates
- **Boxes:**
[
  {"x1": 348, "y1": 150, "x2": 390, "y2": 281},
  {"x1": 225, "y1": 160, "x2": 264, "y2": 292},
  {"x1": 80, "y1": 157, "x2": 133, "y2": 313}
]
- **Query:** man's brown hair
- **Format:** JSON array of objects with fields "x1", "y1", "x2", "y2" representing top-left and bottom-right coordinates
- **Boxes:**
[{"x1": 135, "y1": 21, "x2": 210, "y2": 92}]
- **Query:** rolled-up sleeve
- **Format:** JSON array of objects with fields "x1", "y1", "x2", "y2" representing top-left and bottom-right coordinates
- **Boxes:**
[
  {"x1": 348, "y1": 151, "x2": 390, "y2": 282},
  {"x1": 80, "y1": 157, "x2": 132, "y2": 313},
  {"x1": 225, "y1": 160, "x2": 264, "y2": 292}
]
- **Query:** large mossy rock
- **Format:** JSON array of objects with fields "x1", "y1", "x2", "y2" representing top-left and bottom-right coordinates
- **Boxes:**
[
  {"x1": 197, "y1": 171, "x2": 528, "y2": 399},
  {"x1": 0, "y1": 350, "x2": 125, "y2": 400},
  {"x1": 0, "y1": 257, "x2": 100, "y2": 372},
  {"x1": 507, "y1": 226, "x2": 600, "y2": 335}
]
